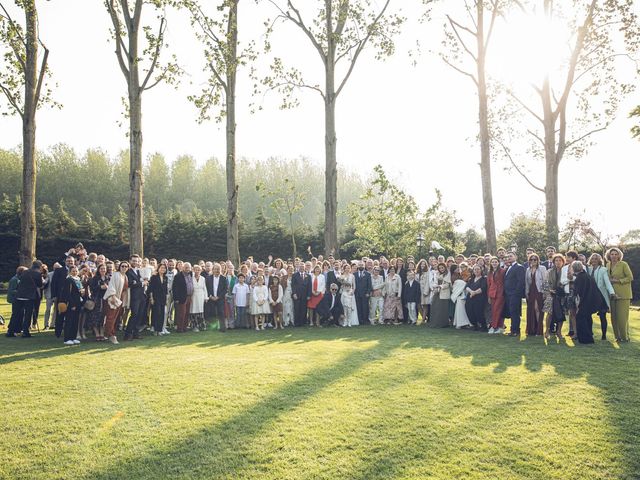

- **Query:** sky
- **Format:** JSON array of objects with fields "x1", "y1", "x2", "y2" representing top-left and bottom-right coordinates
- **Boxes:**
[{"x1": 0, "y1": 1, "x2": 638, "y2": 239}]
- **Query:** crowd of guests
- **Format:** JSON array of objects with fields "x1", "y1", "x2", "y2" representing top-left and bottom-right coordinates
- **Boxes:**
[{"x1": 4, "y1": 243, "x2": 635, "y2": 346}]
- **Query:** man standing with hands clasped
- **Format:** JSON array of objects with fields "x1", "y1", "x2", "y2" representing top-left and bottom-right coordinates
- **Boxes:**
[
  {"x1": 503, "y1": 252, "x2": 526, "y2": 337},
  {"x1": 354, "y1": 260, "x2": 372, "y2": 326}
]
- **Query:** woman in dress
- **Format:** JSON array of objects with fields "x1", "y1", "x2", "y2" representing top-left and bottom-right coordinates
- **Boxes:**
[
  {"x1": 606, "y1": 247, "x2": 634, "y2": 343},
  {"x1": 382, "y1": 266, "x2": 403, "y2": 324},
  {"x1": 149, "y1": 263, "x2": 168, "y2": 335},
  {"x1": 465, "y1": 264, "x2": 488, "y2": 330},
  {"x1": 588, "y1": 253, "x2": 615, "y2": 340},
  {"x1": 450, "y1": 269, "x2": 471, "y2": 329},
  {"x1": 544, "y1": 254, "x2": 567, "y2": 339},
  {"x1": 417, "y1": 259, "x2": 431, "y2": 323},
  {"x1": 224, "y1": 262, "x2": 237, "y2": 328},
  {"x1": 487, "y1": 257, "x2": 505, "y2": 334},
  {"x1": 269, "y1": 275, "x2": 284, "y2": 329},
  {"x1": 88, "y1": 263, "x2": 109, "y2": 341},
  {"x1": 340, "y1": 264, "x2": 359, "y2": 327},
  {"x1": 59, "y1": 265, "x2": 84, "y2": 346},
  {"x1": 525, "y1": 254, "x2": 546, "y2": 336},
  {"x1": 307, "y1": 265, "x2": 325, "y2": 327},
  {"x1": 282, "y1": 265, "x2": 295, "y2": 327},
  {"x1": 189, "y1": 264, "x2": 207, "y2": 332},
  {"x1": 77, "y1": 264, "x2": 93, "y2": 340},
  {"x1": 252, "y1": 275, "x2": 271, "y2": 330},
  {"x1": 428, "y1": 263, "x2": 451, "y2": 328}
]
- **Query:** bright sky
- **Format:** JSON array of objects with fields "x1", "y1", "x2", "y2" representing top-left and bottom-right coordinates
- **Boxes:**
[{"x1": 0, "y1": 1, "x2": 638, "y2": 238}]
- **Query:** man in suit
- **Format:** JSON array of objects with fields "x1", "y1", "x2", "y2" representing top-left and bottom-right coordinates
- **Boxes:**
[
  {"x1": 354, "y1": 260, "x2": 372, "y2": 325},
  {"x1": 542, "y1": 246, "x2": 556, "y2": 270},
  {"x1": 7, "y1": 261, "x2": 43, "y2": 338},
  {"x1": 325, "y1": 260, "x2": 340, "y2": 293},
  {"x1": 503, "y1": 252, "x2": 526, "y2": 337},
  {"x1": 206, "y1": 262, "x2": 228, "y2": 331},
  {"x1": 291, "y1": 262, "x2": 311, "y2": 326},
  {"x1": 124, "y1": 254, "x2": 146, "y2": 340},
  {"x1": 317, "y1": 283, "x2": 343, "y2": 326}
]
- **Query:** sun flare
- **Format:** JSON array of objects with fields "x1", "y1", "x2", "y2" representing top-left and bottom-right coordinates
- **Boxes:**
[{"x1": 490, "y1": 11, "x2": 570, "y2": 87}]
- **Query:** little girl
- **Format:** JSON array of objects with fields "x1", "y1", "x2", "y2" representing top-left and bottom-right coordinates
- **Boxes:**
[
  {"x1": 248, "y1": 275, "x2": 257, "y2": 329},
  {"x1": 269, "y1": 275, "x2": 284, "y2": 329},
  {"x1": 252, "y1": 275, "x2": 271, "y2": 330}
]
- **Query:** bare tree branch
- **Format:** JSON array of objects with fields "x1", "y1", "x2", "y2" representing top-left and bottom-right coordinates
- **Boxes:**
[
  {"x1": 0, "y1": 2, "x2": 27, "y2": 71},
  {"x1": 495, "y1": 137, "x2": 545, "y2": 192},
  {"x1": 441, "y1": 55, "x2": 478, "y2": 85},
  {"x1": 140, "y1": 16, "x2": 166, "y2": 91},
  {"x1": 336, "y1": 0, "x2": 391, "y2": 97},
  {"x1": 0, "y1": 82, "x2": 23, "y2": 117},
  {"x1": 106, "y1": 0, "x2": 130, "y2": 79}
]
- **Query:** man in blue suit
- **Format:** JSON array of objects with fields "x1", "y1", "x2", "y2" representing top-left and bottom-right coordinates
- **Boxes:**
[
  {"x1": 503, "y1": 252, "x2": 526, "y2": 337},
  {"x1": 354, "y1": 261, "x2": 372, "y2": 325}
]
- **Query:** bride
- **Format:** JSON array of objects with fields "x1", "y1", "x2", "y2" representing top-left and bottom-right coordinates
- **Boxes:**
[{"x1": 339, "y1": 264, "x2": 359, "y2": 327}]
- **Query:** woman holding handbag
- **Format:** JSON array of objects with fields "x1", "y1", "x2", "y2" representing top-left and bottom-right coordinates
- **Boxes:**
[
  {"x1": 103, "y1": 262, "x2": 130, "y2": 344},
  {"x1": 58, "y1": 266, "x2": 85, "y2": 346}
]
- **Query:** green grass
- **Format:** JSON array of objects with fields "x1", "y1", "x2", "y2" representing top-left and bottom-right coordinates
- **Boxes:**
[{"x1": 1, "y1": 300, "x2": 639, "y2": 480}]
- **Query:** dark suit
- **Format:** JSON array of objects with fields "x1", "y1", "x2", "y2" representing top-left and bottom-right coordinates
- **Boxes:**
[
  {"x1": 316, "y1": 291, "x2": 343, "y2": 326},
  {"x1": 503, "y1": 262, "x2": 526, "y2": 334},
  {"x1": 148, "y1": 274, "x2": 168, "y2": 333},
  {"x1": 8, "y1": 268, "x2": 43, "y2": 336},
  {"x1": 397, "y1": 267, "x2": 409, "y2": 322},
  {"x1": 291, "y1": 271, "x2": 311, "y2": 326},
  {"x1": 325, "y1": 270, "x2": 339, "y2": 293},
  {"x1": 354, "y1": 269, "x2": 372, "y2": 325},
  {"x1": 125, "y1": 268, "x2": 146, "y2": 336},
  {"x1": 51, "y1": 262, "x2": 70, "y2": 337},
  {"x1": 206, "y1": 274, "x2": 228, "y2": 331}
]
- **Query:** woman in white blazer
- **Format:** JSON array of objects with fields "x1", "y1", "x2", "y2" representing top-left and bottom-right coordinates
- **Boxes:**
[{"x1": 588, "y1": 253, "x2": 615, "y2": 340}]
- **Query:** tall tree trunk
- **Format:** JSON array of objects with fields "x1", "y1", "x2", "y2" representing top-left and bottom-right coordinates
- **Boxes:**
[
  {"x1": 324, "y1": 94, "x2": 338, "y2": 257},
  {"x1": 544, "y1": 155, "x2": 559, "y2": 246},
  {"x1": 476, "y1": 2, "x2": 497, "y2": 253},
  {"x1": 226, "y1": 0, "x2": 240, "y2": 266},
  {"x1": 128, "y1": 90, "x2": 144, "y2": 256},
  {"x1": 19, "y1": 2, "x2": 38, "y2": 266},
  {"x1": 324, "y1": 1, "x2": 338, "y2": 257},
  {"x1": 128, "y1": 20, "x2": 144, "y2": 257}
]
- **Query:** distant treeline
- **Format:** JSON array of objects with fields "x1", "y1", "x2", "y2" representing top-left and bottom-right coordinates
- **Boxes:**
[{"x1": 0, "y1": 145, "x2": 365, "y2": 230}]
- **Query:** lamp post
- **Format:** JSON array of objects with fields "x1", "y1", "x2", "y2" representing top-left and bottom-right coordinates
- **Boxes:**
[{"x1": 416, "y1": 233, "x2": 425, "y2": 259}]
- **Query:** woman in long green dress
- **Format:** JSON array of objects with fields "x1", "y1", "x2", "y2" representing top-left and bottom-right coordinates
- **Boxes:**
[{"x1": 606, "y1": 248, "x2": 634, "y2": 343}]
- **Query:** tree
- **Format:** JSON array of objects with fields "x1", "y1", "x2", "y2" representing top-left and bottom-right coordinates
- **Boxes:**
[
  {"x1": 494, "y1": 0, "x2": 639, "y2": 245},
  {"x1": 264, "y1": 0, "x2": 404, "y2": 256},
  {"x1": 0, "y1": 1, "x2": 56, "y2": 265},
  {"x1": 440, "y1": 0, "x2": 502, "y2": 253},
  {"x1": 620, "y1": 229, "x2": 640, "y2": 245},
  {"x1": 497, "y1": 211, "x2": 547, "y2": 256},
  {"x1": 187, "y1": 0, "x2": 256, "y2": 267},
  {"x1": 105, "y1": 0, "x2": 181, "y2": 256},
  {"x1": 344, "y1": 165, "x2": 459, "y2": 258},
  {"x1": 256, "y1": 177, "x2": 305, "y2": 259},
  {"x1": 560, "y1": 216, "x2": 611, "y2": 254}
]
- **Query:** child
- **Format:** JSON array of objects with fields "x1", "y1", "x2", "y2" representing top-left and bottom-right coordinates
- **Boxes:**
[
  {"x1": 269, "y1": 275, "x2": 284, "y2": 329},
  {"x1": 248, "y1": 275, "x2": 257, "y2": 329},
  {"x1": 232, "y1": 274, "x2": 249, "y2": 329},
  {"x1": 403, "y1": 271, "x2": 421, "y2": 325},
  {"x1": 252, "y1": 275, "x2": 271, "y2": 330}
]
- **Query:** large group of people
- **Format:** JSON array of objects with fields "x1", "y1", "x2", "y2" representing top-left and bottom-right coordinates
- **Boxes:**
[{"x1": 4, "y1": 243, "x2": 635, "y2": 346}]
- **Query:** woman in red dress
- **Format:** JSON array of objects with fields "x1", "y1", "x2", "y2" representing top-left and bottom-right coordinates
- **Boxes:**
[
  {"x1": 487, "y1": 257, "x2": 506, "y2": 334},
  {"x1": 306, "y1": 265, "x2": 325, "y2": 327}
]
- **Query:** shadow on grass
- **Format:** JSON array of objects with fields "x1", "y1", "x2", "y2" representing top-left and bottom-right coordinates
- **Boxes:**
[{"x1": 2, "y1": 323, "x2": 639, "y2": 479}]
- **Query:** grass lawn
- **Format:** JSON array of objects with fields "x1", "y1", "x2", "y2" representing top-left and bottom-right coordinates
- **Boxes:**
[{"x1": 1, "y1": 299, "x2": 639, "y2": 480}]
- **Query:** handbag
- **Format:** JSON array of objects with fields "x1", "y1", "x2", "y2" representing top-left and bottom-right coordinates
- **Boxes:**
[
  {"x1": 58, "y1": 302, "x2": 68, "y2": 314},
  {"x1": 83, "y1": 299, "x2": 96, "y2": 311}
]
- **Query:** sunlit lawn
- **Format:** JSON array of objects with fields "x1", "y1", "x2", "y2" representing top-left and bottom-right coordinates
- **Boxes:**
[{"x1": 1, "y1": 298, "x2": 639, "y2": 480}]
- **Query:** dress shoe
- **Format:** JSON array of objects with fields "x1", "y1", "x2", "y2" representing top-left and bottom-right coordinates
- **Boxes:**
[
  {"x1": 6, "y1": 332, "x2": 17, "y2": 338},
  {"x1": 123, "y1": 334, "x2": 133, "y2": 341},
  {"x1": 21, "y1": 333, "x2": 33, "y2": 338}
]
